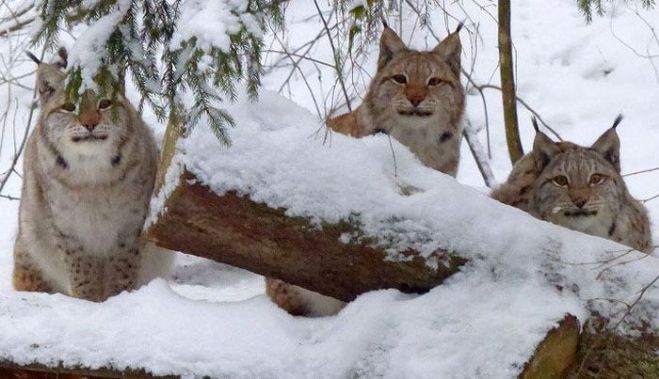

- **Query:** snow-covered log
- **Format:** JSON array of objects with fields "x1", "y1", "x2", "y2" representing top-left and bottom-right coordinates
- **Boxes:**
[
  {"x1": 148, "y1": 169, "x2": 464, "y2": 301},
  {"x1": 0, "y1": 361, "x2": 167, "y2": 378},
  {"x1": 0, "y1": 310, "x2": 578, "y2": 379},
  {"x1": 139, "y1": 91, "x2": 658, "y2": 377}
]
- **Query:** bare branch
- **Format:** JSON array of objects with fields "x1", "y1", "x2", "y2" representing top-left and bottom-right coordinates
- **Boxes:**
[
  {"x1": 623, "y1": 166, "x2": 659, "y2": 177},
  {"x1": 463, "y1": 119, "x2": 497, "y2": 187}
]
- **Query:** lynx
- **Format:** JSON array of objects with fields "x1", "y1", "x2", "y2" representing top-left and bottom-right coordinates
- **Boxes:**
[
  {"x1": 492, "y1": 116, "x2": 652, "y2": 253},
  {"x1": 327, "y1": 23, "x2": 465, "y2": 176},
  {"x1": 267, "y1": 24, "x2": 465, "y2": 317},
  {"x1": 13, "y1": 49, "x2": 164, "y2": 301}
]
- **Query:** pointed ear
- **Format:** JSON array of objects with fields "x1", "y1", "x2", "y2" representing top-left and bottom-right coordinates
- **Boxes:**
[
  {"x1": 532, "y1": 120, "x2": 561, "y2": 172},
  {"x1": 377, "y1": 26, "x2": 408, "y2": 70},
  {"x1": 432, "y1": 27, "x2": 462, "y2": 76},
  {"x1": 591, "y1": 115, "x2": 622, "y2": 172},
  {"x1": 35, "y1": 64, "x2": 65, "y2": 106}
]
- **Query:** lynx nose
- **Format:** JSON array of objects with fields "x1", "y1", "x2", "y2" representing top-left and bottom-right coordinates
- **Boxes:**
[
  {"x1": 82, "y1": 121, "x2": 97, "y2": 132},
  {"x1": 80, "y1": 112, "x2": 100, "y2": 132},
  {"x1": 574, "y1": 199, "x2": 587, "y2": 209},
  {"x1": 408, "y1": 97, "x2": 423, "y2": 107}
]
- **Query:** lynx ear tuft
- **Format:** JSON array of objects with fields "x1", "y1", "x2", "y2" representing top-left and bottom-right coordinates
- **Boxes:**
[
  {"x1": 25, "y1": 51, "x2": 41, "y2": 65},
  {"x1": 377, "y1": 26, "x2": 408, "y2": 70},
  {"x1": 611, "y1": 113, "x2": 623, "y2": 129},
  {"x1": 381, "y1": 17, "x2": 388, "y2": 29},
  {"x1": 531, "y1": 116, "x2": 539, "y2": 132}
]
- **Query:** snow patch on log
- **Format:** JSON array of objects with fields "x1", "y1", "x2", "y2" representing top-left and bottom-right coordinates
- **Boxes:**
[{"x1": 146, "y1": 153, "x2": 184, "y2": 229}]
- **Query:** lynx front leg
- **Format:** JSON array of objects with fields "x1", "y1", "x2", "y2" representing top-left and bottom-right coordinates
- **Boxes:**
[
  {"x1": 53, "y1": 230, "x2": 105, "y2": 301},
  {"x1": 265, "y1": 278, "x2": 345, "y2": 317},
  {"x1": 13, "y1": 265, "x2": 53, "y2": 293},
  {"x1": 265, "y1": 278, "x2": 309, "y2": 316},
  {"x1": 65, "y1": 253, "x2": 105, "y2": 302},
  {"x1": 106, "y1": 245, "x2": 140, "y2": 298},
  {"x1": 12, "y1": 241, "x2": 53, "y2": 293}
]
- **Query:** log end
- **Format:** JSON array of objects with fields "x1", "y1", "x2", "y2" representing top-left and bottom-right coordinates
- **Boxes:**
[{"x1": 520, "y1": 314, "x2": 580, "y2": 379}]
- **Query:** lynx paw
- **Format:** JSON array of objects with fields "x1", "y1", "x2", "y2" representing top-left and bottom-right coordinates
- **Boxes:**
[{"x1": 13, "y1": 264, "x2": 53, "y2": 293}]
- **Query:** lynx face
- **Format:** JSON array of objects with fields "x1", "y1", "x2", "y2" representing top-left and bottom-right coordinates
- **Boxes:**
[
  {"x1": 494, "y1": 116, "x2": 651, "y2": 252},
  {"x1": 367, "y1": 27, "x2": 464, "y2": 131},
  {"x1": 529, "y1": 122, "x2": 626, "y2": 238},
  {"x1": 35, "y1": 57, "x2": 135, "y2": 184},
  {"x1": 43, "y1": 91, "x2": 130, "y2": 153},
  {"x1": 532, "y1": 149, "x2": 624, "y2": 236}
]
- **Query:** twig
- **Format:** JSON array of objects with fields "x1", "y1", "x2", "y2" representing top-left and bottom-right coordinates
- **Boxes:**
[
  {"x1": 0, "y1": 16, "x2": 34, "y2": 38},
  {"x1": 471, "y1": 82, "x2": 562, "y2": 141},
  {"x1": 641, "y1": 193, "x2": 659, "y2": 203},
  {"x1": 0, "y1": 47, "x2": 43, "y2": 196},
  {"x1": 312, "y1": 0, "x2": 352, "y2": 112},
  {"x1": 623, "y1": 166, "x2": 659, "y2": 177},
  {"x1": 0, "y1": 193, "x2": 19, "y2": 200},
  {"x1": 263, "y1": 49, "x2": 335, "y2": 69},
  {"x1": 463, "y1": 119, "x2": 497, "y2": 187},
  {"x1": 387, "y1": 134, "x2": 398, "y2": 178},
  {"x1": 613, "y1": 274, "x2": 659, "y2": 330},
  {"x1": 609, "y1": 6, "x2": 659, "y2": 83}
]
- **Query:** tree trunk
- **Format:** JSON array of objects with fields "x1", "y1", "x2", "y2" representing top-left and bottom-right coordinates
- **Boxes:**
[
  {"x1": 147, "y1": 170, "x2": 465, "y2": 302},
  {"x1": 498, "y1": 0, "x2": 524, "y2": 163}
]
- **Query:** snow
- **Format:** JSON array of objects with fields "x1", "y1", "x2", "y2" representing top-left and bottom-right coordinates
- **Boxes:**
[
  {"x1": 0, "y1": 0, "x2": 658, "y2": 378},
  {"x1": 172, "y1": 0, "x2": 257, "y2": 52},
  {"x1": 66, "y1": 0, "x2": 132, "y2": 90}
]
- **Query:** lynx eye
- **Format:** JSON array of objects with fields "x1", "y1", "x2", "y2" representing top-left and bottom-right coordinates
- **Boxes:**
[
  {"x1": 552, "y1": 175, "x2": 568, "y2": 187},
  {"x1": 391, "y1": 74, "x2": 407, "y2": 84},
  {"x1": 427, "y1": 77, "x2": 444, "y2": 86},
  {"x1": 98, "y1": 99, "x2": 112, "y2": 110},
  {"x1": 60, "y1": 103, "x2": 76, "y2": 113},
  {"x1": 589, "y1": 174, "x2": 606, "y2": 186}
]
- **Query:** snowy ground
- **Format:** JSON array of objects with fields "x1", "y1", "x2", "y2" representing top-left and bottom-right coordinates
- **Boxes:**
[{"x1": 0, "y1": 0, "x2": 658, "y2": 378}]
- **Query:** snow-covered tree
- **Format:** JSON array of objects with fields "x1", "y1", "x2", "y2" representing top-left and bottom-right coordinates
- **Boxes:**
[{"x1": 33, "y1": 0, "x2": 284, "y2": 145}]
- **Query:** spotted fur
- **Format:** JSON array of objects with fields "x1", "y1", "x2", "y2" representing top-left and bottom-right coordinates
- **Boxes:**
[
  {"x1": 13, "y1": 50, "x2": 164, "y2": 301},
  {"x1": 492, "y1": 117, "x2": 652, "y2": 253},
  {"x1": 326, "y1": 24, "x2": 465, "y2": 176}
]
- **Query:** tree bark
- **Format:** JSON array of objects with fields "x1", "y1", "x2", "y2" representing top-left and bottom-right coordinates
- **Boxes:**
[
  {"x1": 520, "y1": 314, "x2": 580, "y2": 379},
  {"x1": 0, "y1": 361, "x2": 174, "y2": 379},
  {"x1": 147, "y1": 170, "x2": 465, "y2": 302},
  {"x1": 498, "y1": 0, "x2": 524, "y2": 163}
]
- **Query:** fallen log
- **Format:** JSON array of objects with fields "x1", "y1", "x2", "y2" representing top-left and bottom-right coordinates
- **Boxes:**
[
  {"x1": 0, "y1": 361, "x2": 174, "y2": 379},
  {"x1": 147, "y1": 170, "x2": 465, "y2": 302}
]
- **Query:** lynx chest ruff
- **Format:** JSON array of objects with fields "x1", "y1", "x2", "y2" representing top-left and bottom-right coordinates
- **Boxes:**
[{"x1": 385, "y1": 112, "x2": 463, "y2": 175}]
